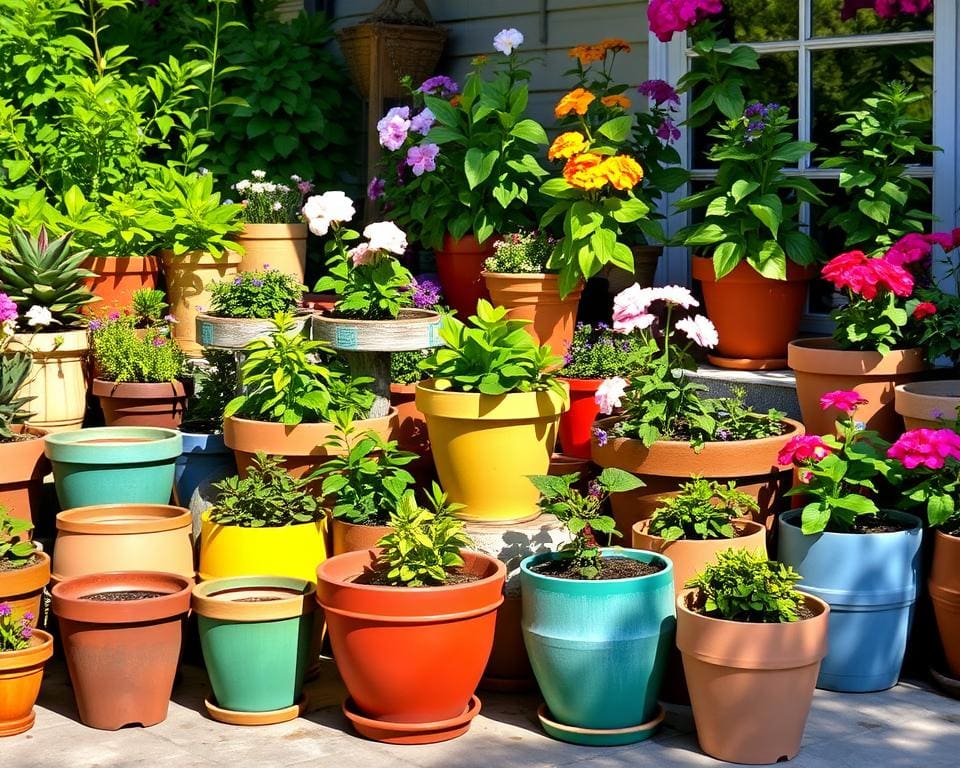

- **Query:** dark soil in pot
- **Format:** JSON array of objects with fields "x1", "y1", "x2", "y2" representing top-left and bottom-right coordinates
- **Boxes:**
[
  {"x1": 353, "y1": 568, "x2": 482, "y2": 587},
  {"x1": 80, "y1": 591, "x2": 166, "y2": 601},
  {"x1": 531, "y1": 556, "x2": 666, "y2": 580}
]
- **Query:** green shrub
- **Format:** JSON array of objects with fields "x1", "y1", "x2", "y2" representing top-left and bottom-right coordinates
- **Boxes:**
[
  {"x1": 648, "y1": 477, "x2": 759, "y2": 542},
  {"x1": 210, "y1": 452, "x2": 321, "y2": 527},
  {"x1": 92, "y1": 315, "x2": 185, "y2": 384},
  {"x1": 209, "y1": 269, "x2": 304, "y2": 319}
]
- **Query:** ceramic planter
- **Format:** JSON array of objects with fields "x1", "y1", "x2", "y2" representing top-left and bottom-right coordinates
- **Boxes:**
[
  {"x1": 557, "y1": 378, "x2": 603, "y2": 459},
  {"x1": 199, "y1": 512, "x2": 326, "y2": 583},
  {"x1": 51, "y1": 571, "x2": 193, "y2": 730},
  {"x1": 482, "y1": 272, "x2": 583, "y2": 362},
  {"x1": 0, "y1": 629, "x2": 54, "y2": 736},
  {"x1": 602, "y1": 245, "x2": 662, "y2": 296},
  {"x1": 45, "y1": 426, "x2": 182, "y2": 509},
  {"x1": 174, "y1": 431, "x2": 236, "y2": 508},
  {"x1": 895, "y1": 380, "x2": 960, "y2": 430},
  {"x1": 193, "y1": 576, "x2": 315, "y2": 724},
  {"x1": 693, "y1": 257, "x2": 813, "y2": 370},
  {"x1": 52, "y1": 504, "x2": 194, "y2": 585},
  {"x1": 788, "y1": 338, "x2": 927, "y2": 440},
  {"x1": 195, "y1": 310, "x2": 311, "y2": 351},
  {"x1": 0, "y1": 550, "x2": 49, "y2": 628},
  {"x1": 235, "y1": 223, "x2": 308, "y2": 281},
  {"x1": 0, "y1": 425, "x2": 49, "y2": 525},
  {"x1": 389, "y1": 382, "x2": 434, "y2": 489},
  {"x1": 928, "y1": 530, "x2": 960, "y2": 678},
  {"x1": 677, "y1": 589, "x2": 829, "y2": 764},
  {"x1": 330, "y1": 518, "x2": 392, "y2": 556},
  {"x1": 416, "y1": 380, "x2": 569, "y2": 524},
  {"x1": 92, "y1": 379, "x2": 190, "y2": 429},
  {"x1": 8, "y1": 329, "x2": 88, "y2": 433},
  {"x1": 80, "y1": 255, "x2": 161, "y2": 315},
  {"x1": 520, "y1": 549, "x2": 674, "y2": 745},
  {"x1": 317, "y1": 548, "x2": 505, "y2": 744},
  {"x1": 778, "y1": 509, "x2": 922, "y2": 692},
  {"x1": 433, "y1": 233, "x2": 495, "y2": 320}
]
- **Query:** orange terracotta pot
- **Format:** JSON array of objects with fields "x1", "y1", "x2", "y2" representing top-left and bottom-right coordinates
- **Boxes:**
[
  {"x1": 433, "y1": 234, "x2": 494, "y2": 320},
  {"x1": 693, "y1": 257, "x2": 813, "y2": 370},
  {"x1": 677, "y1": 590, "x2": 829, "y2": 764},
  {"x1": 930, "y1": 530, "x2": 960, "y2": 678},
  {"x1": 482, "y1": 272, "x2": 582, "y2": 362},
  {"x1": 0, "y1": 551, "x2": 49, "y2": 628},
  {"x1": 788, "y1": 338, "x2": 927, "y2": 440},
  {"x1": 0, "y1": 425, "x2": 49, "y2": 526},
  {"x1": 895, "y1": 380, "x2": 960, "y2": 431},
  {"x1": 81, "y1": 255, "x2": 161, "y2": 316},
  {"x1": 0, "y1": 629, "x2": 54, "y2": 736},
  {"x1": 93, "y1": 379, "x2": 190, "y2": 430},
  {"x1": 389, "y1": 382, "x2": 435, "y2": 489},
  {"x1": 235, "y1": 223, "x2": 307, "y2": 282},
  {"x1": 480, "y1": 594, "x2": 534, "y2": 692},
  {"x1": 330, "y1": 518, "x2": 392, "y2": 556}
]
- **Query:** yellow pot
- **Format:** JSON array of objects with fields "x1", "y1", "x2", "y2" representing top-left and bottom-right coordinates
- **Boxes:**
[
  {"x1": 8, "y1": 330, "x2": 89, "y2": 433},
  {"x1": 415, "y1": 380, "x2": 569, "y2": 524},
  {"x1": 198, "y1": 511, "x2": 327, "y2": 583},
  {"x1": 236, "y1": 223, "x2": 307, "y2": 282}
]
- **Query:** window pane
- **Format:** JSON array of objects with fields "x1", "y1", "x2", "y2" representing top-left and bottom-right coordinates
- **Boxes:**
[
  {"x1": 711, "y1": 0, "x2": 799, "y2": 42},
  {"x1": 813, "y1": 0, "x2": 933, "y2": 38}
]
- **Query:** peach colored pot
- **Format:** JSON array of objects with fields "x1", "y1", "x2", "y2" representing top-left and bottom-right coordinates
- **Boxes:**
[
  {"x1": 0, "y1": 629, "x2": 54, "y2": 736},
  {"x1": 895, "y1": 380, "x2": 960, "y2": 431},
  {"x1": 677, "y1": 590, "x2": 829, "y2": 764},
  {"x1": 0, "y1": 551, "x2": 49, "y2": 628},
  {"x1": 235, "y1": 223, "x2": 307, "y2": 282},
  {"x1": 93, "y1": 379, "x2": 190, "y2": 430},
  {"x1": 81, "y1": 255, "x2": 161, "y2": 315},
  {"x1": 930, "y1": 530, "x2": 960, "y2": 678},
  {"x1": 0, "y1": 425, "x2": 49, "y2": 526},
  {"x1": 330, "y1": 518, "x2": 392, "y2": 556},
  {"x1": 788, "y1": 338, "x2": 927, "y2": 440}
]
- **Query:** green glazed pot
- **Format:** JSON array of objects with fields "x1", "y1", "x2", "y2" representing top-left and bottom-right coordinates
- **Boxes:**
[
  {"x1": 44, "y1": 427, "x2": 182, "y2": 509},
  {"x1": 192, "y1": 576, "x2": 316, "y2": 713}
]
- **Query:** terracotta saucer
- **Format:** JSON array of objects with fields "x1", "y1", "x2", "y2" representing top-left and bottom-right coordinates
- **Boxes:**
[
  {"x1": 707, "y1": 353, "x2": 788, "y2": 371},
  {"x1": 342, "y1": 695, "x2": 481, "y2": 744},
  {"x1": 0, "y1": 710, "x2": 36, "y2": 737},
  {"x1": 537, "y1": 703, "x2": 664, "y2": 746},
  {"x1": 204, "y1": 694, "x2": 307, "y2": 725},
  {"x1": 930, "y1": 665, "x2": 960, "y2": 699}
]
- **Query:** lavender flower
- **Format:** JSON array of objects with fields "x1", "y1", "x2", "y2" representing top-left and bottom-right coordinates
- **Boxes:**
[
  {"x1": 410, "y1": 278, "x2": 442, "y2": 309},
  {"x1": 418, "y1": 75, "x2": 460, "y2": 98},
  {"x1": 593, "y1": 427, "x2": 609, "y2": 447},
  {"x1": 0, "y1": 604, "x2": 10, "y2": 617},
  {"x1": 656, "y1": 117, "x2": 680, "y2": 143},
  {"x1": 251, "y1": 279, "x2": 264, "y2": 287},
  {"x1": 152, "y1": 337, "x2": 166, "y2": 347},
  {"x1": 20, "y1": 623, "x2": 32, "y2": 640},
  {"x1": 367, "y1": 176, "x2": 386, "y2": 201},
  {"x1": 233, "y1": 276, "x2": 243, "y2": 285},
  {"x1": 88, "y1": 319, "x2": 103, "y2": 331}
]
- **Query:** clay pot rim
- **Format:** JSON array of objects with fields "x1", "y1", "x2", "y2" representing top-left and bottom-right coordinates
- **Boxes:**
[
  {"x1": 389, "y1": 381, "x2": 421, "y2": 394},
  {"x1": 520, "y1": 548, "x2": 673, "y2": 585},
  {"x1": 779, "y1": 508, "x2": 922, "y2": 538},
  {"x1": 3, "y1": 424, "x2": 48, "y2": 441},
  {"x1": 91, "y1": 379, "x2": 189, "y2": 398},
  {"x1": 415, "y1": 379, "x2": 569, "y2": 420},
  {"x1": 691, "y1": 255, "x2": 815, "y2": 283},
  {"x1": 895, "y1": 380, "x2": 960, "y2": 419},
  {"x1": 0, "y1": 550, "x2": 51, "y2": 595},
  {"x1": 159, "y1": 249, "x2": 243, "y2": 265},
  {"x1": 0, "y1": 629, "x2": 54, "y2": 670},
  {"x1": 331, "y1": 517, "x2": 392, "y2": 531},
  {"x1": 44, "y1": 426, "x2": 182, "y2": 464},
  {"x1": 192, "y1": 575, "x2": 316, "y2": 621},
  {"x1": 787, "y1": 337, "x2": 927, "y2": 375},
  {"x1": 237, "y1": 222, "x2": 307, "y2": 238},
  {"x1": 556, "y1": 376, "x2": 605, "y2": 390},
  {"x1": 595, "y1": 415, "x2": 803, "y2": 451},
  {"x1": 196, "y1": 308, "x2": 312, "y2": 323},
  {"x1": 56, "y1": 504, "x2": 192, "y2": 535},
  {"x1": 632, "y1": 517, "x2": 766, "y2": 544},
  {"x1": 677, "y1": 588, "x2": 828, "y2": 628},
  {"x1": 223, "y1": 409, "x2": 396, "y2": 456},
  {"x1": 200, "y1": 509, "x2": 326, "y2": 531},
  {"x1": 81, "y1": 254, "x2": 160, "y2": 267},
  {"x1": 51, "y1": 570, "x2": 194, "y2": 624},
  {"x1": 313, "y1": 307, "x2": 441, "y2": 325}
]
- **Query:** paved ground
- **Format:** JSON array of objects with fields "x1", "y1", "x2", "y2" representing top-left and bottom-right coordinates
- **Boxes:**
[{"x1": 8, "y1": 656, "x2": 960, "y2": 768}]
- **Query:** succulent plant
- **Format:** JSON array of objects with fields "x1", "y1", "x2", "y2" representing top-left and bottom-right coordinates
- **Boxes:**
[{"x1": 0, "y1": 351, "x2": 34, "y2": 441}]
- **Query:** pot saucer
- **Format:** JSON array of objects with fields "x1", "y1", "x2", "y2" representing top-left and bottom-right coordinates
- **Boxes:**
[
  {"x1": 204, "y1": 694, "x2": 307, "y2": 725},
  {"x1": 706, "y1": 353, "x2": 788, "y2": 371},
  {"x1": 342, "y1": 695, "x2": 481, "y2": 744},
  {"x1": 0, "y1": 709, "x2": 36, "y2": 737},
  {"x1": 536, "y1": 703, "x2": 664, "y2": 746},
  {"x1": 930, "y1": 665, "x2": 960, "y2": 700}
]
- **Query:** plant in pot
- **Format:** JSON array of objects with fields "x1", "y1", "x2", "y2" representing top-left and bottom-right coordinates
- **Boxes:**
[
  {"x1": 521, "y1": 467, "x2": 675, "y2": 745},
  {"x1": 317, "y1": 485, "x2": 506, "y2": 744},
  {"x1": 416, "y1": 300, "x2": 569, "y2": 523},
  {"x1": 591, "y1": 283, "x2": 801, "y2": 534},
  {"x1": 675, "y1": 104, "x2": 824, "y2": 370},
  {"x1": 0, "y1": 508, "x2": 49, "y2": 629},
  {"x1": 777, "y1": 391, "x2": 922, "y2": 692},
  {"x1": 0, "y1": 599, "x2": 53, "y2": 736},
  {"x1": 677, "y1": 549, "x2": 828, "y2": 764}
]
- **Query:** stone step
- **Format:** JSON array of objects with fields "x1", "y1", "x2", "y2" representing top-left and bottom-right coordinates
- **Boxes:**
[{"x1": 688, "y1": 364, "x2": 800, "y2": 421}]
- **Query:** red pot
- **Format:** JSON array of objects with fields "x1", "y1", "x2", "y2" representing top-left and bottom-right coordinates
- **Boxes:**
[
  {"x1": 557, "y1": 378, "x2": 603, "y2": 459},
  {"x1": 93, "y1": 379, "x2": 190, "y2": 430},
  {"x1": 81, "y1": 256, "x2": 161, "y2": 316},
  {"x1": 433, "y1": 234, "x2": 494, "y2": 320},
  {"x1": 0, "y1": 425, "x2": 49, "y2": 526}
]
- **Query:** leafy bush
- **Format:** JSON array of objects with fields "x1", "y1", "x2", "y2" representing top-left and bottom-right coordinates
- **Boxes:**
[
  {"x1": 92, "y1": 315, "x2": 185, "y2": 384},
  {"x1": 648, "y1": 477, "x2": 759, "y2": 542},
  {"x1": 131, "y1": 288, "x2": 169, "y2": 328},
  {"x1": 0, "y1": 350, "x2": 33, "y2": 442},
  {"x1": 181, "y1": 350, "x2": 238, "y2": 434},
  {"x1": 558, "y1": 322, "x2": 649, "y2": 379},
  {"x1": 0, "y1": 506, "x2": 35, "y2": 568},
  {"x1": 483, "y1": 231, "x2": 554, "y2": 274},
  {"x1": 209, "y1": 269, "x2": 304, "y2": 319},
  {"x1": 209, "y1": 452, "x2": 321, "y2": 527},
  {"x1": 391, "y1": 349, "x2": 430, "y2": 385}
]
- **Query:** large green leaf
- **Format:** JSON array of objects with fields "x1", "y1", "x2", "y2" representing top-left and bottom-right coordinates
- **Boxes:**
[{"x1": 464, "y1": 148, "x2": 499, "y2": 190}]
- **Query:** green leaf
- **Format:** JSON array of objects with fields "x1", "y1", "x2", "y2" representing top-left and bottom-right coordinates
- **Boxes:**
[
  {"x1": 858, "y1": 198, "x2": 891, "y2": 225},
  {"x1": 597, "y1": 115, "x2": 633, "y2": 142},
  {"x1": 509, "y1": 119, "x2": 548, "y2": 145},
  {"x1": 598, "y1": 467, "x2": 644, "y2": 493},
  {"x1": 731, "y1": 179, "x2": 759, "y2": 204},
  {"x1": 464, "y1": 148, "x2": 500, "y2": 190}
]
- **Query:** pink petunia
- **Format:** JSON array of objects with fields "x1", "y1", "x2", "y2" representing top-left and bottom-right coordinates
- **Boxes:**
[
  {"x1": 778, "y1": 434, "x2": 833, "y2": 466},
  {"x1": 612, "y1": 283, "x2": 656, "y2": 333},
  {"x1": 595, "y1": 376, "x2": 628, "y2": 415},
  {"x1": 405, "y1": 144, "x2": 439, "y2": 176},
  {"x1": 819, "y1": 390, "x2": 869, "y2": 415},
  {"x1": 888, "y1": 428, "x2": 960, "y2": 470},
  {"x1": 822, "y1": 250, "x2": 914, "y2": 300},
  {"x1": 675, "y1": 314, "x2": 718, "y2": 348}
]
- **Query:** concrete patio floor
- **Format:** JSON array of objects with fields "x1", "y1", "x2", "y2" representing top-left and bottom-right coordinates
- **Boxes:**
[{"x1": 9, "y1": 656, "x2": 960, "y2": 768}]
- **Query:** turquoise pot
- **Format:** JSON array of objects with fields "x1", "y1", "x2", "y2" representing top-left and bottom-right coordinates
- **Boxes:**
[
  {"x1": 520, "y1": 548, "x2": 675, "y2": 744},
  {"x1": 193, "y1": 576, "x2": 316, "y2": 713},
  {"x1": 174, "y1": 431, "x2": 235, "y2": 507},
  {"x1": 45, "y1": 427, "x2": 182, "y2": 509},
  {"x1": 778, "y1": 510, "x2": 922, "y2": 692}
]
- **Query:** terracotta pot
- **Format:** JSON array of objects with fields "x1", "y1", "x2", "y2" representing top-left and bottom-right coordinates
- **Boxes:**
[
  {"x1": 433, "y1": 234, "x2": 494, "y2": 320},
  {"x1": 592, "y1": 417, "x2": 803, "y2": 536},
  {"x1": 92, "y1": 379, "x2": 190, "y2": 430},
  {"x1": 389, "y1": 382, "x2": 434, "y2": 488},
  {"x1": 195, "y1": 310, "x2": 311, "y2": 351},
  {"x1": 0, "y1": 425, "x2": 49, "y2": 525},
  {"x1": 930, "y1": 530, "x2": 960, "y2": 678},
  {"x1": 0, "y1": 550, "x2": 49, "y2": 628},
  {"x1": 602, "y1": 245, "x2": 662, "y2": 295},
  {"x1": 788, "y1": 338, "x2": 927, "y2": 440},
  {"x1": 557, "y1": 378, "x2": 603, "y2": 459},
  {"x1": 0, "y1": 629, "x2": 54, "y2": 736},
  {"x1": 482, "y1": 272, "x2": 583, "y2": 362},
  {"x1": 81, "y1": 255, "x2": 161, "y2": 315},
  {"x1": 51, "y1": 571, "x2": 194, "y2": 730},
  {"x1": 8, "y1": 329, "x2": 89, "y2": 433},
  {"x1": 160, "y1": 249, "x2": 242, "y2": 357},
  {"x1": 235, "y1": 223, "x2": 307, "y2": 282},
  {"x1": 330, "y1": 517, "x2": 392, "y2": 556},
  {"x1": 316, "y1": 548, "x2": 505, "y2": 744},
  {"x1": 895, "y1": 380, "x2": 960, "y2": 431},
  {"x1": 52, "y1": 504, "x2": 194, "y2": 584},
  {"x1": 677, "y1": 589, "x2": 829, "y2": 764}
]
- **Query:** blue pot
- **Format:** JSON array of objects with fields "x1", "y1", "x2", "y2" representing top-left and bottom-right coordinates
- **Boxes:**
[
  {"x1": 777, "y1": 510, "x2": 922, "y2": 692},
  {"x1": 174, "y1": 431, "x2": 235, "y2": 507},
  {"x1": 520, "y1": 549, "x2": 675, "y2": 743}
]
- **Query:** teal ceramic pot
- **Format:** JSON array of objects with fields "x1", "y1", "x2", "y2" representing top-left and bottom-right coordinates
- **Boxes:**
[
  {"x1": 174, "y1": 431, "x2": 235, "y2": 507},
  {"x1": 778, "y1": 509, "x2": 922, "y2": 692},
  {"x1": 45, "y1": 427, "x2": 182, "y2": 509},
  {"x1": 193, "y1": 576, "x2": 316, "y2": 713},
  {"x1": 520, "y1": 548, "x2": 675, "y2": 743}
]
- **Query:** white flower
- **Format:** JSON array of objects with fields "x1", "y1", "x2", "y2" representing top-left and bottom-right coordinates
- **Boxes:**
[
  {"x1": 25, "y1": 305, "x2": 52, "y2": 328},
  {"x1": 290, "y1": 174, "x2": 302, "y2": 182},
  {"x1": 278, "y1": 184, "x2": 290, "y2": 193},
  {"x1": 264, "y1": 182, "x2": 277, "y2": 193},
  {"x1": 251, "y1": 169, "x2": 266, "y2": 180},
  {"x1": 363, "y1": 221, "x2": 407, "y2": 255},
  {"x1": 595, "y1": 377, "x2": 628, "y2": 416},
  {"x1": 493, "y1": 28, "x2": 524, "y2": 55},
  {"x1": 250, "y1": 182, "x2": 265, "y2": 194},
  {"x1": 234, "y1": 179, "x2": 251, "y2": 192},
  {"x1": 302, "y1": 191, "x2": 356, "y2": 235},
  {"x1": 675, "y1": 314, "x2": 719, "y2": 349},
  {"x1": 272, "y1": 201, "x2": 283, "y2": 211},
  {"x1": 308, "y1": 218, "x2": 330, "y2": 237},
  {"x1": 198, "y1": 167, "x2": 209, "y2": 176},
  {"x1": 2, "y1": 319, "x2": 16, "y2": 337}
]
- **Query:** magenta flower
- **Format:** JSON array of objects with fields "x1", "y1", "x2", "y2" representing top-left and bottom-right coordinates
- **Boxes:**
[
  {"x1": 888, "y1": 428, "x2": 960, "y2": 470},
  {"x1": 656, "y1": 118, "x2": 680, "y2": 143},
  {"x1": 819, "y1": 390, "x2": 869, "y2": 415},
  {"x1": 778, "y1": 435, "x2": 833, "y2": 466},
  {"x1": 0, "y1": 293, "x2": 17, "y2": 323},
  {"x1": 0, "y1": 604, "x2": 10, "y2": 617},
  {"x1": 367, "y1": 177, "x2": 386, "y2": 201},
  {"x1": 405, "y1": 144, "x2": 439, "y2": 177},
  {"x1": 152, "y1": 337, "x2": 166, "y2": 347},
  {"x1": 647, "y1": 0, "x2": 723, "y2": 43},
  {"x1": 108, "y1": 311, "x2": 121, "y2": 321},
  {"x1": 410, "y1": 108, "x2": 436, "y2": 136},
  {"x1": 637, "y1": 79, "x2": 679, "y2": 106},
  {"x1": 297, "y1": 180, "x2": 314, "y2": 195}
]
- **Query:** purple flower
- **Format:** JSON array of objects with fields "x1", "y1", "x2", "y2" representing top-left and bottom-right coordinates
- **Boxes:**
[
  {"x1": 656, "y1": 117, "x2": 680, "y2": 143},
  {"x1": 251, "y1": 279, "x2": 264, "y2": 287},
  {"x1": 152, "y1": 337, "x2": 166, "y2": 347},
  {"x1": 0, "y1": 604, "x2": 10, "y2": 617},
  {"x1": 418, "y1": 75, "x2": 459, "y2": 98},
  {"x1": 745, "y1": 120, "x2": 765, "y2": 142},
  {"x1": 406, "y1": 144, "x2": 439, "y2": 177},
  {"x1": 592, "y1": 427, "x2": 608, "y2": 447},
  {"x1": 88, "y1": 318, "x2": 103, "y2": 331},
  {"x1": 22, "y1": 612, "x2": 34, "y2": 622},
  {"x1": 297, "y1": 180, "x2": 314, "y2": 195},
  {"x1": 20, "y1": 624, "x2": 32, "y2": 640},
  {"x1": 563, "y1": 353, "x2": 573, "y2": 365},
  {"x1": 637, "y1": 79, "x2": 679, "y2": 106},
  {"x1": 410, "y1": 108, "x2": 436, "y2": 136},
  {"x1": 377, "y1": 107, "x2": 411, "y2": 151},
  {"x1": 367, "y1": 177, "x2": 386, "y2": 201},
  {"x1": 410, "y1": 278, "x2": 442, "y2": 309},
  {"x1": 108, "y1": 311, "x2": 121, "y2": 321},
  {"x1": 164, "y1": 314, "x2": 177, "y2": 324},
  {"x1": 716, "y1": 428, "x2": 733, "y2": 441},
  {"x1": 587, "y1": 480, "x2": 602, "y2": 498},
  {"x1": 233, "y1": 276, "x2": 243, "y2": 285}
]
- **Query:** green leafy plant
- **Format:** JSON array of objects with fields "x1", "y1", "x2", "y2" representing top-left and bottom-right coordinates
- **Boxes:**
[
  {"x1": 557, "y1": 322, "x2": 650, "y2": 379},
  {"x1": 232, "y1": 172, "x2": 311, "y2": 224},
  {"x1": 391, "y1": 349, "x2": 430, "y2": 385},
  {"x1": 208, "y1": 268, "x2": 304, "y2": 319},
  {"x1": 57, "y1": 186, "x2": 173, "y2": 258},
  {"x1": 528, "y1": 468, "x2": 644, "y2": 579},
  {"x1": 0, "y1": 506, "x2": 36, "y2": 568},
  {"x1": 483, "y1": 231, "x2": 554, "y2": 274},
  {"x1": 131, "y1": 288, "x2": 169, "y2": 328},
  {"x1": 649, "y1": 477, "x2": 759, "y2": 542},
  {"x1": 0, "y1": 352, "x2": 34, "y2": 442},
  {"x1": 181, "y1": 349, "x2": 237, "y2": 434},
  {"x1": 91, "y1": 314, "x2": 185, "y2": 384},
  {"x1": 685, "y1": 548, "x2": 805, "y2": 624},
  {"x1": 209, "y1": 451, "x2": 321, "y2": 527}
]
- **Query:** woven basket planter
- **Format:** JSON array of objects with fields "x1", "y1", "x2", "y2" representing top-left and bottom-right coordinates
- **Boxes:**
[{"x1": 196, "y1": 310, "x2": 312, "y2": 351}]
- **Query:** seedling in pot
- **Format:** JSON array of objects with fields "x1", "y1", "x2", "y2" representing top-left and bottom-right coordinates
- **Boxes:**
[
  {"x1": 649, "y1": 477, "x2": 758, "y2": 542},
  {"x1": 0, "y1": 507, "x2": 36, "y2": 568}
]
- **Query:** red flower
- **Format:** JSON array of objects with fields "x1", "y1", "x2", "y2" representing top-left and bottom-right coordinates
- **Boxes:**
[
  {"x1": 822, "y1": 250, "x2": 914, "y2": 300},
  {"x1": 819, "y1": 389, "x2": 868, "y2": 415},
  {"x1": 913, "y1": 301, "x2": 937, "y2": 320},
  {"x1": 778, "y1": 435, "x2": 833, "y2": 467}
]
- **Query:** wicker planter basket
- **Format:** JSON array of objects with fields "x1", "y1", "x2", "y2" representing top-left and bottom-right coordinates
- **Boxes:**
[{"x1": 196, "y1": 310, "x2": 312, "y2": 351}]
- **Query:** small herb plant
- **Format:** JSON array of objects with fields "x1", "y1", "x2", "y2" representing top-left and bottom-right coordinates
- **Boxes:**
[
  {"x1": 0, "y1": 603, "x2": 34, "y2": 652},
  {"x1": 685, "y1": 548, "x2": 805, "y2": 624},
  {"x1": 558, "y1": 322, "x2": 649, "y2": 379},
  {"x1": 208, "y1": 269, "x2": 304, "y2": 319},
  {"x1": 374, "y1": 485, "x2": 472, "y2": 588},
  {"x1": 483, "y1": 231, "x2": 554, "y2": 274},
  {"x1": 0, "y1": 507, "x2": 36, "y2": 568},
  {"x1": 181, "y1": 350, "x2": 238, "y2": 434},
  {"x1": 210, "y1": 452, "x2": 322, "y2": 527},
  {"x1": 232, "y1": 172, "x2": 313, "y2": 224},
  {"x1": 528, "y1": 468, "x2": 644, "y2": 579},
  {"x1": 391, "y1": 349, "x2": 431, "y2": 385},
  {"x1": 649, "y1": 477, "x2": 759, "y2": 542},
  {"x1": 888, "y1": 428, "x2": 960, "y2": 535},
  {"x1": 131, "y1": 289, "x2": 170, "y2": 329},
  {"x1": 91, "y1": 315, "x2": 186, "y2": 384}
]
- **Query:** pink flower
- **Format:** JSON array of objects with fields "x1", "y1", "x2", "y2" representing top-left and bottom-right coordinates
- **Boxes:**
[
  {"x1": 778, "y1": 435, "x2": 833, "y2": 466},
  {"x1": 367, "y1": 177, "x2": 386, "y2": 201},
  {"x1": 595, "y1": 376, "x2": 628, "y2": 415},
  {"x1": 406, "y1": 144, "x2": 439, "y2": 176},
  {"x1": 888, "y1": 428, "x2": 960, "y2": 470},
  {"x1": 647, "y1": 0, "x2": 723, "y2": 43},
  {"x1": 798, "y1": 469, "x2": 814, "y2": 484},
  {"x1": 656, "y1": 118, "x2": 680, "y2": 143},
  {"x1": 913, "y1": 301, "x2": 937, "y2": 320},
  {"x1": 297, "y1": 180, "x2": 314, "y2": 195},
  {"x1": 612, "y1": 284, "x2": 656, "y2": 333},
  {"x1": 410, "y1": 108, "x2": 435, "y2": 136},
  {"x1": 651, "y1": 284, "x2": 699, "y2": 309},
  {"x1": 377, "y1": 107, "x2": 411, "y2": 151},
  {"x1": 675, "y1": 314, "x2": 718, "y2": 348},
  {"x1": 0, "y1": 293, "x2": 17, "y2": 324},
  {"x1": 819, "y1": 390, "x2": 868, "y2": 415},
  {"x1": 349, "y1": 243, "x2": 374, "y2": 266},
  {"x1": 822, "y1": 250, "x2": 914, "y2": 299},
  {"x1": 883, "y1": 233, "x2": 932, "y2": 267}
]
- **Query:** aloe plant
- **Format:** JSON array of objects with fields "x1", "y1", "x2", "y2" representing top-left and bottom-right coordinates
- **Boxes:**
[{"x1": 0, "y1": 352, "x2": 34, "y2": 441}]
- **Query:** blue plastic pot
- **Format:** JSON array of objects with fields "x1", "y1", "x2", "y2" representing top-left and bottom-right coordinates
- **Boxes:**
[
  {"x1": 777, "y1": 509, "x2": 922, "y2": 692},
  {"x1": 174, "y1": 431, "x2": 235, "y2": 507},
  {"x1": 520, "y1": 549, "x2": 675, "y2": 744}
]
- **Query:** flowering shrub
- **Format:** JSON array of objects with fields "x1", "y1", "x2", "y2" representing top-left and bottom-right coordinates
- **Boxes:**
[
  {"x1": 648, "y1": 476, "x2": 759, "y2": 542},
  {"x1": 0, "y1": 603, "x2": 34, "y2": 652},
  {"x1": 889, "y1": 428, "x2": 960, "y2": 533},
  {"x1": 647, "y1": 0, "x2": 723, "y2": 43},
  {"x1": 558, "y1": 322, "x2": 649, "y2": 380},
  {"x1": 209, "y1": 269, "x2": 304, "y2": 320},
  {"x1": 92, "y1": 314, "x2": 186, "y2": 384},
  {"x1": 233, "y1": 171, "x2": 313, "y2": 224},
  {"x1": 484, "y1": 231, "x2": 554, "y2": 274},
  {"x1": 0, "y1": 296, "x2": 35, "y2": 440}
]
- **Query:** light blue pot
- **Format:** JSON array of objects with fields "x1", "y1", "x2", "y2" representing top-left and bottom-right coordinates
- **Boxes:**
[
  {"x1": 174, "y1": 432, "x2": 235, "y2": 508},
  {"x1": 777, "y1": 510, "x2": 922, "y2": 692},
  {"x1": 520, "y1": 549, "x2": 675, "y2": 744}
]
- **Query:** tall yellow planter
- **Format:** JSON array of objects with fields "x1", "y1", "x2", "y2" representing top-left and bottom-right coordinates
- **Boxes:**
[
  {"x1": 416, "y1": 380, "x2": 569, "y2": 524},
  {"x1": 8, "y1": 330, "x2": 89, "y2": 433},
  {"x1": 236, "y1": 223, "x2": 307, "y2": 282},
  {"x1": 198, "y1": 512, "x2": 327, "y2": 583}
]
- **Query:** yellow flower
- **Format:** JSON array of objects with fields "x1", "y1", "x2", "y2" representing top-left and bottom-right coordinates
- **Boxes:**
[
  {"x1": 568, "y1": 45, "x2": 606, "y2": 66},
  {"x1": 601, "y1": 94, "x2": 632, "y2": 110},
  {"x1": 555, "y1": 88, "x2": 596, "y2": 119},
  {"x1": 600, "y1": 38, "x2": 632, "y2": 53},
  {"x1": 600, "y1": 155, "x2": 644, "y2": 191},
  {"x1": 563, "y1": 153, "x2": 608, "y2": 191},
  {"x1": 548, "y1": 132, "x2": 589, "y2": 161}
]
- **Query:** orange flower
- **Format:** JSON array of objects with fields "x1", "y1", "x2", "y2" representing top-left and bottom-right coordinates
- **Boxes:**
[
  {"x1": 601, "y1": 94, "x2": 632, "y2": 110},
  {"x1": 568, "y1": 44, "x2": 605, "y2": 65},
  {"x1": 600, "y1": 155, "x2": 644, "y2": 191},
  {"x1": 555, "y1": 88, "x2": 596, "y2": 119},
  {"x1": 600, "y1": 38, "x2": 632, "y2": 53},
  {"x1": 449, "y1": 95, "x2": 461, "y2": 107},
  {"x1": 548, "y1": 131, "x2": 589, "y2": 161},
  {"x1": 563, "y1": 153, "x2": 608, "y2": 191}
]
